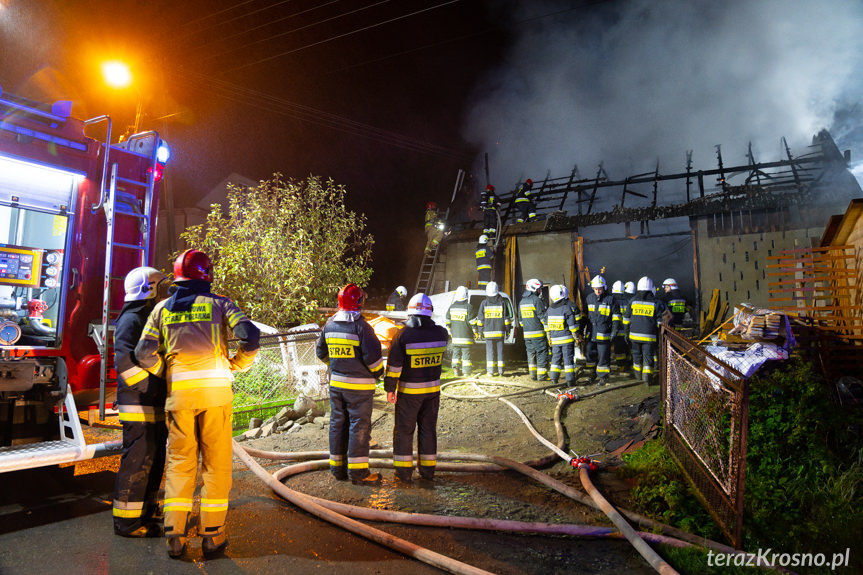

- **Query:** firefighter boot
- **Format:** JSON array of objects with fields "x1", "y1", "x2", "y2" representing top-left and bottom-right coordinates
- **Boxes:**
[
  {"x1": 166, "y1": 536, "x2": 187, "y2": 559},
  {"x1": 351, "y1": 472, "x2": 382, "y2": 486},
  {"x1": 202, "y1": 532, "x2": 229, "y2": 557}
]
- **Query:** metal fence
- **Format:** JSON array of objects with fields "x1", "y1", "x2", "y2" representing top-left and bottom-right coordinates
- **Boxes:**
[
  {"x1": 230, "y1": 326, "x2": 329, "y2": 427},
  {"x1": 661, "y1": 327, "x2": 749, "y2": 548}
]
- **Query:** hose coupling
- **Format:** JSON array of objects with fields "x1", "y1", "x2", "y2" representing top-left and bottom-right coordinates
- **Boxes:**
[{"x1": 570, "y1": 456, "x2": 598, "y2": 471}]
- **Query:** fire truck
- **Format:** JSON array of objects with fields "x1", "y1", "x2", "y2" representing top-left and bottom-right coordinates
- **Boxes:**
[{"x1": 0, "y1": 85, "x2": 169, "y2": 472}]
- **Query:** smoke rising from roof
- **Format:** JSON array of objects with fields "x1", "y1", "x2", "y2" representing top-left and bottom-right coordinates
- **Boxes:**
[{"x1": 466, "y1": 0, "x2": 863, "y2": 194}]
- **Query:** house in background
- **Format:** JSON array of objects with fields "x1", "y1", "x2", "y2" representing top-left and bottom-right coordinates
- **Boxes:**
[{"x1": 155, "y1": 172, "x2": 258, "y2": 271}]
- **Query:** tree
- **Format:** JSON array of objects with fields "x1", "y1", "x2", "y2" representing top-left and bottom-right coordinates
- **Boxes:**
[{"x1": 180, "y1": 174, "x2": 374, "y2": 327}]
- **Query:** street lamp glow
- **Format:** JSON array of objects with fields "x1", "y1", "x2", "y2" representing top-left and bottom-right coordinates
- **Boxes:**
[{"x1": 102, "y1": 61, "x2": 132, "y2": 89}]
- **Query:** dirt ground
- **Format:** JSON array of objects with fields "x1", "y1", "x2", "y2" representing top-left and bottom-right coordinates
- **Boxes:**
[{"x1": 238, "y1": 357, "x2": 665, "y2": 574}]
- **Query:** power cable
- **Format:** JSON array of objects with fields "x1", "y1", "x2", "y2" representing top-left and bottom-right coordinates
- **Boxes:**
[
  {"x1": 198, "y1": 0, "x2": 394, "y2": 66},
  {"x1": 224, "y1": 0, "x2": 460, "y2": 72}
]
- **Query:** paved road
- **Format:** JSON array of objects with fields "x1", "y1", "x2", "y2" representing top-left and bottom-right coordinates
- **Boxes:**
[{"x1": 0, "y1": 453, "x2": 658, "y2": 575}]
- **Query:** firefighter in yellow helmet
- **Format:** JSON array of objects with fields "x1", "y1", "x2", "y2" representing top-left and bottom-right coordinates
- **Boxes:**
[
  {"x1": 135, "y1": 249, "x2": 260, "y2": 559},
  {"x1": 113, "y1": 266, "x2": 170, "y2": 538}
]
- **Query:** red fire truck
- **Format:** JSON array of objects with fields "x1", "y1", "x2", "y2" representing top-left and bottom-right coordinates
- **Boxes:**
[{"x1": 0, "y1": 85, "x2": 169, "y2": 472}]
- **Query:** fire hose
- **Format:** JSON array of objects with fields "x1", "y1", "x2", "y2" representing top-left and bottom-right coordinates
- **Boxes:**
[{"x1": 235, "y1": 376, "x2": 762, "y2": 574}]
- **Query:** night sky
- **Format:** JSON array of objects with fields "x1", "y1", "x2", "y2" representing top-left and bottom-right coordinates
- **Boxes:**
[{"x1": 2, "y1": 0, "x2": 863, "y2": 292}]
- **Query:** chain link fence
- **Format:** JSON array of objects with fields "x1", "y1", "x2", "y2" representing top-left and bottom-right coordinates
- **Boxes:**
[
  {"x1": 230, "y1": 326, "x2": 329, "y2": 429},
  {"x1": 661, "y1": 327, "x2": 748, "y2": 548}
]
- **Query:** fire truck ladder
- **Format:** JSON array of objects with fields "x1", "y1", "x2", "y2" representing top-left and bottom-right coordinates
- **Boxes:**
[
  {"x1": 87, "y1": 123, "x2": 162, "y2": 420},
  {"x1": 414, "y1": 170, "x2": 464, "y2": 295}
]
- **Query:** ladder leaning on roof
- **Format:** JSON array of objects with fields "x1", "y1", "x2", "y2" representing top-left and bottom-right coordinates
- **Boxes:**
[{"x1": 414, "y1": 170, "x2": 464, "y2": 296}]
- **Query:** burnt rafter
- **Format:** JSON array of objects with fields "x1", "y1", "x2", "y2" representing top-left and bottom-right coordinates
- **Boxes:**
[{"x1": 471, "y1": 130, "x2": 850, "y2": 233}]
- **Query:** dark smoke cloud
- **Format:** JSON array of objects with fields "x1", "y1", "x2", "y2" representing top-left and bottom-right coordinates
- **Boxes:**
[{"x1": 466, "y1": 0, "x2": 863, "y2": 196}]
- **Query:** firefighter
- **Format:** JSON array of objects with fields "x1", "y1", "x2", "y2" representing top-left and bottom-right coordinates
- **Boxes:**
[
  {"x1": 519, "y1": 278, "x2": 549, "y2": 380},
  {"x1": 476, "y1": 281, "x2": 512, "y2": 376},
  {"x1": 625, "y1": 277, "x2": 667, "y2": 385},
  {"x1": 546, "y1": 284, "x2": 581, "y2": 386},
  {"x1": 445, "y1": 286, "x2": 475, "y2": 377},
  {"x1": 135, "y1": 249, "x2": 260, "y2": 558},
  {"x1": 112, "y1": 266, "x2": 171, "y2": 538},
  {"x1": 611, "y1": 281, "x2": 630, "y2": 373},
  {"x1": 386, "y1": 286, "x2": 407, "y2": 311},
  {"x1": 316, "y1": 283, "x2": 385, "y2": 487},
  {"x1": 424, "y1": 202, "x2": 445, "y2": 255},
  {"x1": 514, "y1": 178, "x2": 536, "y2": 223},
  {"x1": 661, "y1": 278, "x2": 689, "y2": 330},
  {"x1": 584, "y1": 275, "x2": 621, "y2": 385},
  {"x1": 385, "y1": 293, "x2": 449, "y2": 483},
  {"x1": 475, "y1": 234, "x2": 493, "y2": 288},
  {"x1": 481, "y1": 184, "x2": 499, "y2": 241}
]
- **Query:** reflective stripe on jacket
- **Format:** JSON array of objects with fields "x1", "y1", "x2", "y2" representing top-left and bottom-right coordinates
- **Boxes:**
[{"x1": 316, "y1": 311, "x2": 384, "y2": 392}]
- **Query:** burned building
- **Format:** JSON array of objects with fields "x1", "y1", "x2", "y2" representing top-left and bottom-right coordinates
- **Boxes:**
[{"x1": 425, "y1": 130, "x2": 862, "y2": 326}]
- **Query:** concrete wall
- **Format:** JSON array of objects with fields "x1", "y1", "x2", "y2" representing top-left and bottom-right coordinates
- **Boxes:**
[
  {"x1": 443, "y1": 231, "x2": 576, "y2": 295},
  {"x1": 694, "y1": 215, "x2": 825, "y2": 310}
]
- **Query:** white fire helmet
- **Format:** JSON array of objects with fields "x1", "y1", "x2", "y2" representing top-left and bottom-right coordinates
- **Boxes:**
[
  {"x1": 637, "y1": 276, "x2": 655, "y2": 293},
  {"x1": 624, "y1": 281, "x2": 636, "y2": 295},
  {"x1": 396, "y1": 286, "x2": 407, "y2": 298},
  {"x1": 485, "y1": 281, "x2": 499, "y2": 297},
  {"x1": 124, "y1": 267, "x2": 168, "y2": 302},
  {"x1": 549, "y1": 284, "x2": 568, "y2": 303},
  {"x1": 611, "y1": 280, "x2": 623, "y2": 294},
  {"x1": 590, "y1": 275, "x2": 607, "y2": 289},
  {"x1": 455, "y1": 286, "x2": 469, "y2": 301},
  {"x1": 478, "y1": 234, "x2": 488, "y2": 244},
  {"x1": 407, "y1": 293, "x2": 433, "y2": 316},
  {"x1": 662, "y1": 278, "x2": 678, "y2": 290},
  {"x1": 526, "y1": 278, "x2": 542, "y2": 293}
]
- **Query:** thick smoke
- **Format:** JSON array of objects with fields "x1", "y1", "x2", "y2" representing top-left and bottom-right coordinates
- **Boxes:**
[{"x1": 466, "y1": 0, "x2": 863, "y2": 196}]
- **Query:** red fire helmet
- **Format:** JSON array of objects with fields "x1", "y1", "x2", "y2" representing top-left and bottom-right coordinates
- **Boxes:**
[
  {"x1": 338, "y1": 283, "x2": 366, "y2": 311},
  {"x1": 174, "y1": 249, "x2": 214, "y2": 282},
  {"x1": 426, "y1": 201, "x2": 437, "y2": 210},
  {"x1": 486, "y1": 184, "x2": 495, "y2": 192}
]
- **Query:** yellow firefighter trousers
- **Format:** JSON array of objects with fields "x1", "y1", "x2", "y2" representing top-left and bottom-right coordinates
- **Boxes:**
[{"x1": 163, "y1": 405, "x2": 233, "y2": 540}]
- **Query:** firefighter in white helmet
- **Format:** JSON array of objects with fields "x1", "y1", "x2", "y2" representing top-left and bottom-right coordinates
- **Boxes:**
[
  {"x1": 385, "y1": 293, "x2": 450, "y2": 483},
  {"x1": 136, "y1": 250, "x2": 260, "y2": 558},
  {"x1": 113, "y1": 266, "x2": 170, "y2": 538},
  {"x1": 545, "y1": 284, "x2": 581, "y2": 386},
  {"x1": 475, "y1": 234, "x2": 493, "y2": 288},
  {"x1": 660, "y1": 278, "x2": 689, "y2": 330},
  {"x1": 476, "y1": 281, "x2": 512, "y2": 376},
  {"x1": 387, "y1": 285, "x2": 407, "y2": 311},
  {"x1": 445, "y1": 286, "x2": 475, "y2": 377},
  {"x1": 519, "y1": 278, "x2": 549, "y2": 380},
  {"x1": 584, "y1": 275, "x2": 620, "y2": 385},
  {"x1": 624, "y1": 277, "x2": 667, "y2": 384}
]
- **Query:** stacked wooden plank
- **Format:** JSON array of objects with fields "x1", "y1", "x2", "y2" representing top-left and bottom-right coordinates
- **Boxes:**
[{"x1": 767, "y1": 245, "x2": 862, "y2": 379}]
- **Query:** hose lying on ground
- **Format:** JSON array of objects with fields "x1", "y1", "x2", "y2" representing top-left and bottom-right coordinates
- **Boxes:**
[{"x1": 235, "y1": 375, "x2": 753, "y2": 574}]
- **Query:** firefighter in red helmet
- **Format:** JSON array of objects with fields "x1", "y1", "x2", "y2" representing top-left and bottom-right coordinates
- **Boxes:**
[
  {"x1": 316, "y1": 284, "x2": 385, "y2": 485},
  {"x1": 135, "y1": 249, "x2": 260, "y2": 558}
]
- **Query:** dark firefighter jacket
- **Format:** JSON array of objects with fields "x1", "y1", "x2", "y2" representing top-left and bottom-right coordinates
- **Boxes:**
[
  {"x1": 624, "y1": 291, "x2": 667, "y2": 342},
  {"x1": 445, "y1": 299, "x2": 476, "y2": 346},
  {"x1": 586, "y1": 290, "x2": 621, "y2": 342},
  {"x1": 384, "y1": 315, "x2": 449, "y2": 395},
  {"x1": 518, "y1": 290, "x2": 548, "y2": 341},
  {"x1": 115, "y1": 300, "x2": 166, "y2": 419},
  {"x1": 476, "y1": 294, "x2": 512, "y2": 339},
  {"x1": 316, "y1": 310, "x2": 384, "y2": 391},
  {"x1": 662, "y1": 288, "x2": 688, "y2": 326},
  {"x1": 386, "y1": 291, "x2": 406, "y2": 312},
  {"x1": 546, "y1": 299, "x2": 580, "y2": 345},
  {"x1": 475, "y1": 243, "x2": 492, "y2": 272}
]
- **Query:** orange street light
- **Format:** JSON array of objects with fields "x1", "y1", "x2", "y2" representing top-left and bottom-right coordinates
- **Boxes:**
[{"x1": 101, "y1": 60, "x2": 142, "y2": 136}]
